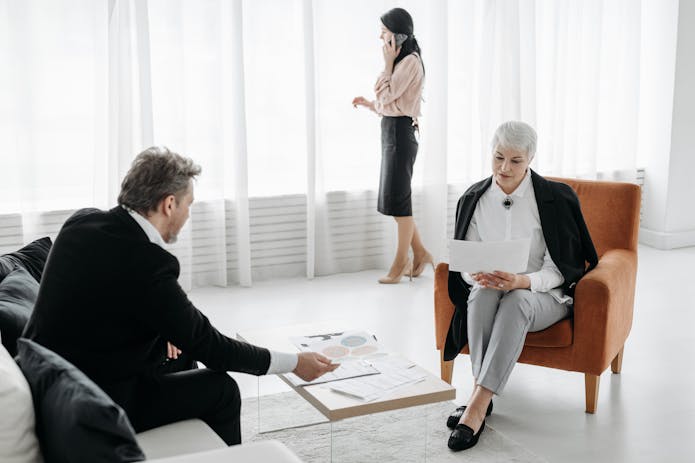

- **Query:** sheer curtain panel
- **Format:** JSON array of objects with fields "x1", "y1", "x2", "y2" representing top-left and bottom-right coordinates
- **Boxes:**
[{"x1": 0, "y1": 0, "x2": 678, "y2": 288}]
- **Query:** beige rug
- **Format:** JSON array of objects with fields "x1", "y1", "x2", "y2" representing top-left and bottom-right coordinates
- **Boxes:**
[{"x1": 241, "y1": 392, "x2": 545, "y2": 462}]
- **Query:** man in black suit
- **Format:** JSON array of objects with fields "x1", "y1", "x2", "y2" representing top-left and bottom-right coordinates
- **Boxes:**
[{"x1": 23, "y1": 147, "x2": 337, "y2": 445}]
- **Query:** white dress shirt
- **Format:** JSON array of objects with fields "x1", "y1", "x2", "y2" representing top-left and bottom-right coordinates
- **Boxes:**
[
  {"x1": 125, "y1": 206, "x2": 298, "y2": 374},
  {"x1": 461, "y1": 171, "x2": 572, "y2": 305}
]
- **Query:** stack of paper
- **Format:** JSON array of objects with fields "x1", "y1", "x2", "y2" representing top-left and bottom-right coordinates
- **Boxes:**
[
  {"x1": 289, "y1": 330, "x2": 385, "y2": 364},
  {"x1": 284, "y1": 360, "x2": 380, "y2": 387},
  {"x1": 328, "y1": 356, "x2": 427, "y2": 402},
  {"x1": 448, "y1": 238, "x2": 531, "y2": 273},
  {"x1": 284, "y1": 330, "x2": 387, "y2": 387}
]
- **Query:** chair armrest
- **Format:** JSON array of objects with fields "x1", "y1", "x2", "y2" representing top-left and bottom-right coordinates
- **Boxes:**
[
  {"x1": 434, "y1": 262, "x2": 455, "y2": 350},
  {"x1": 572, "y1": 248, "x2": 638, "y2": 374}
]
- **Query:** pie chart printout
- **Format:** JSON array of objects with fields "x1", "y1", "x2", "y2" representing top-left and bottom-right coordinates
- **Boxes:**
[
  {"x1": 291, "y1": 331, "x2": 383, "y2": 363},
  {"x1": 322, "y1": 345, "x2": 350, "y2": 358}
]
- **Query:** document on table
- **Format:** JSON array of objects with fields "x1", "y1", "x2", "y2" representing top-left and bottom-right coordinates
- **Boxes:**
[
  {"x1": 289, "y1": 330, "x2": 385, "y2": 364},
  {"x1": 285, "y1": 360, "x2": 380, "y2": 387},
  {"x1": 327, "y1": 356, "x2": 427, "y2": 402},
  {"x1": 448, "y1": 238, "x2": 531, "y2": 274},
  {"x1": 284, "y1": 330, "x2": 388, "y2": 386}
]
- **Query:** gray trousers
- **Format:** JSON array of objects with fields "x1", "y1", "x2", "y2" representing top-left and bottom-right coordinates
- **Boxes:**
[{"x1": 467, "y1": 287, "x2": 571, "y2": 394}]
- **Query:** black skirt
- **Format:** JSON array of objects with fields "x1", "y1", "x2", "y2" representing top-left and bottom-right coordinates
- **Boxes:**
[{"x1": 378, "y1": 116, "x2": 418, "y2": 217}]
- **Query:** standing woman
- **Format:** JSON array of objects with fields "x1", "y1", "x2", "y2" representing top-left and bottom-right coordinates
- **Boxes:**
[{"x1": 353, "y1": 7, "x2": 433, "y2": 284}]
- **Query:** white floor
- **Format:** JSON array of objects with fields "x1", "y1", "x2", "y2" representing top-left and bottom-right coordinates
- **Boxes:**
[{"x1": 189, "y1": 244, "x2": 695, "y2": 463}]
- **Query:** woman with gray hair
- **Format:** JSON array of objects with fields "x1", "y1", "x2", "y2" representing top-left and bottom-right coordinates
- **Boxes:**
[{"x1": 444, "y1": 121, "x2": 598, "y2": 451}]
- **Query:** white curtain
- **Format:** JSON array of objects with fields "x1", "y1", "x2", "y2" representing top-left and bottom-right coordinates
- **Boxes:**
[
  {"x1": 0, "y1": 0, "x2": 677, "y2": 288},
  {"x1": 0, "y1": 1, "x2": 108, "y2": 216},
  {"x1": 446, "y1": 0, "x2": 644, "y2": 186}
]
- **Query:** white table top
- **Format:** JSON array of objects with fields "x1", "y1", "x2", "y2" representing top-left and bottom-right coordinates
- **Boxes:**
[{"x1": 237, "y1": 321, "x2": 456, "y2": 421}]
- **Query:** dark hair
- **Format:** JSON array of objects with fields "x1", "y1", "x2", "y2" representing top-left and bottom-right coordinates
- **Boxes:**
[
  {"x1": 380, "y1": 7, "x2": 424, "y2": 74},
  {"x1": 118, "y1": 146, "x2": 201, "y2": 215}
]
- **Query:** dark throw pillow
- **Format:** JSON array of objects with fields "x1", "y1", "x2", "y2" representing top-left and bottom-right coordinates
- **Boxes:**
[
  {"x1": 0, "y1": 267, "x2": 39, "y2": 356},
  {"x1": 0, "y1": 237, "x2": 53, "y2": 283},
  {"x1": 16, "y1": 338, "x2": 145, "y2": 463}
]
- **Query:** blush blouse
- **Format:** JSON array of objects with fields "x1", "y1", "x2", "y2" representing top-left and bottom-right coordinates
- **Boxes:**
[{"x1": 372, "y1": 53, "x2": 424, "y2": 119}]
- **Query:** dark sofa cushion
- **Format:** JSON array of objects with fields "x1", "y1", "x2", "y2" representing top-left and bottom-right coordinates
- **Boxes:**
[
  {"x1": 16, "y1": 338, "x2": 145, "y2": 463},
  {"x1": 0, "y1": 267, "x2": 38, "y2": 356},
  {"x1": 0, "y1": 237, "x2": 52, "y2": 283}
]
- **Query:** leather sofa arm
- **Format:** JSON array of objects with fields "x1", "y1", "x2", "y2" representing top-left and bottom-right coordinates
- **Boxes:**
[{"x1": 572, "y1": 248, "x2": 638, "y2": 373}]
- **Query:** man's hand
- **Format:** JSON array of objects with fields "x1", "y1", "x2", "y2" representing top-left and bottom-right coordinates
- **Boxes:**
[
  {"x1": 293, "y1": 352, "x2": 339, "y2": 382},
  {"x1": 167, "y1": 342, "x2": 182, "y2": 360}
]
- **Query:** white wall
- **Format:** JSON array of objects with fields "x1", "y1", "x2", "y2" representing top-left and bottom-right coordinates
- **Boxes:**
[{"x1": 640, "y1": 0, "x2": 695, "y2": 249}]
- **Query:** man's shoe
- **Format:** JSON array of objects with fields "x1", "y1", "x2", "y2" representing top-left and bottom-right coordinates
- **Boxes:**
[
  {"x1": 448, "y1": 420, "x2": 485, "y2": 451},
  {"x1": 446, "y1": 400, "x2": 493, "y2": 429}
]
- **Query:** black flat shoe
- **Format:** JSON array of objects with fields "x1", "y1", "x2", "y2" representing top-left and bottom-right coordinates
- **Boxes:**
[
  {"x1": 448, "y1": 420, "x2": 485, "y2": 451},
  {"x1": 446, "y1": 400, "x2": 493, "y2": 429}
]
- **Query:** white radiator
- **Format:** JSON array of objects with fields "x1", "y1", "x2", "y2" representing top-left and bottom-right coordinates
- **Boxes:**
[
  {"x1": 0, "y1": 213, "x2": 22, "y2": 255},
  {"x1": 0, "y1": 169, "x2": 645, "y2": 286}
]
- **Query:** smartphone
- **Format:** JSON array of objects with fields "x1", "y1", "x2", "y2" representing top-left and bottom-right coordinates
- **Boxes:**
[{"x1": 394, "y1": 33, "x2": 408, "y2": 47}]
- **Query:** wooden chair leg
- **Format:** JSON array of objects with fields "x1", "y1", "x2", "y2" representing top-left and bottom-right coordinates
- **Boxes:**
[
  {"x1": 585, "y1": 374, "x2": 600, "y2": 414},
  {"x1": 440, "y1": 350, "x2": 454, "y2": 384},
  {"x1": 611, "y1": 346, "x2": 624, "y2": 374}
]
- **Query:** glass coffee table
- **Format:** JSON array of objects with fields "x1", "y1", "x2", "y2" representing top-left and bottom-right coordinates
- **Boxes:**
[{"x1": 238, "y1": 322, "x2": 456, "y2": 462}]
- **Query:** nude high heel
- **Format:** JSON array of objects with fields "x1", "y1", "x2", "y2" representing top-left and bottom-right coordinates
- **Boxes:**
[
  {"x1": 378, "y1": 258, "x2": 413, "y2": 284},
  {"x1": 412, "y1": 252, "x2": 434, "y2": 278}
]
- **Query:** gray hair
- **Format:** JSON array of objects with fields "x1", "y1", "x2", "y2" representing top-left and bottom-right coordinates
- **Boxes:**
[
  {"x1": 118, "y1": 146, "x2": 201, "y2": 215},
  {"x1": 490, "y1": 121, "x2": 537, "y2": 160}
]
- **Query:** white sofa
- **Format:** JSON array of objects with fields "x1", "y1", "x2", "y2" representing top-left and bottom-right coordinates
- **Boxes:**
[
  {"x1": 0, "y1": 339, "x2": 302, "y2": 463},
  {"x1": 137, "y1": 419, "x2": 302, "y2": 462}
]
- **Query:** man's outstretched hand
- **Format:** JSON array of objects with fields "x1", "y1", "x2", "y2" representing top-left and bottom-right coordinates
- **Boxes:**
[{"x1": 293, "y1": 352, "x2": 339, "y2": 382}]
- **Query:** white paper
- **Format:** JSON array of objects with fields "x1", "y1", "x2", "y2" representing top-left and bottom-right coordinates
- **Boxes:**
[
  {"x1": 448, "y1": 238, "x2": 531, "y2": 274},
  {"x1": 285, "y1": 360, "x2": 380, "y2": 387},
  {"x1": 328, "y1": 356, "x2": 427, "y2": 402},
  {"x1": 289, "y1": 330, "x2": 385, "y2": 364}
]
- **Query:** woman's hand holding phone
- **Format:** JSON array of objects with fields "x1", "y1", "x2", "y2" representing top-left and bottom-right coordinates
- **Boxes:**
[{"x1": 382, "y1": 34, "x2": 401, "y2": 68}]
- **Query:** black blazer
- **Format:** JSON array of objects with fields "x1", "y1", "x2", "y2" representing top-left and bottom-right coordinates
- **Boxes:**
[
  {"x1": 444, "y1": 170, "x2": 598, "y2": 360},
  {"x1": 23, "y1": 207, "x2": 270, "y2": 405}
]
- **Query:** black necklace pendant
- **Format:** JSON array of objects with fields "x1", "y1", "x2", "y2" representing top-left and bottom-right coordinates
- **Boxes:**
[{"x1": 502, "y1": 196, "x2": 513, "y2": 209}]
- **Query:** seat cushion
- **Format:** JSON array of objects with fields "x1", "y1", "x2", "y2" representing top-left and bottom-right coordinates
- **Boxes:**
[
  {"x1": 0, "y1": 268, "x2": 39, "y2": 356},
  {"x1": 462, "y1": 318, "x2": 574, "y2": 354},
  {"x1": 136, "y1": 420, "x2": 225, "y2": 460},
  {"x1": 0, "y1": 237, "x2": 52, "y2": 284},
  {"x1": 144, "y1": 441, "x2": 304, "y2": 463},
  {"x1": 523, "y1": 318, "x2": 573, "y2": 347},
  {"x1": 0, "y1": 344, "x2": 43, "y2": 463},
  {"x1": 16, "y1": 338, "x2": 145, "y2": 463}
]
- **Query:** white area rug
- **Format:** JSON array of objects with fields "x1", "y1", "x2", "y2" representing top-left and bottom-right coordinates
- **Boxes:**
[{"x1": 241, "y1": 392, "x2": 545, "y2": 462}]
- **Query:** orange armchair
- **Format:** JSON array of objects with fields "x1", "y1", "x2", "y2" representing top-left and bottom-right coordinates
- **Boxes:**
[{"x1": 434, "y1": 178, "x2": 641, "y2": 413}]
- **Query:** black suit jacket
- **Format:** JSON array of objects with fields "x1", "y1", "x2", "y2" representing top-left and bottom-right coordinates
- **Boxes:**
[
  {"x1": 444, "y1": 170, "x2": 598, "y2": 360},
  {"x1": 23, "y1": 207, "x2": 271, "y2": 405}
]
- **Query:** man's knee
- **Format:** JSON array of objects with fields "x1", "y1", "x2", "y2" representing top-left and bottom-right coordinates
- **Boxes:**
[
  {"x1": 198, "y1": 372, "x2": 242, "y2": 446},
  {"x1": 217, "y1": 373, "x2": 241, "y2": 414}
]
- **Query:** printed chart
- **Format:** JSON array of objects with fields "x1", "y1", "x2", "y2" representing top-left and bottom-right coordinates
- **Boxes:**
[
  {"x1": 285, "y1": 330, "x2": 385, "y2": 386},
  {"x1": 290, "y1": 330, "x2": 386, "y2": 363}
]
